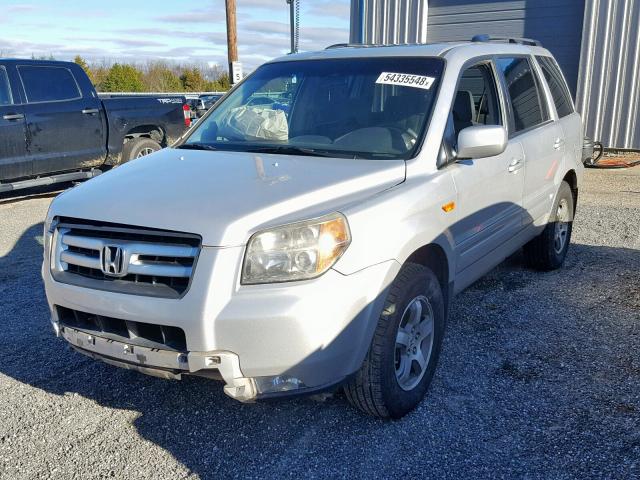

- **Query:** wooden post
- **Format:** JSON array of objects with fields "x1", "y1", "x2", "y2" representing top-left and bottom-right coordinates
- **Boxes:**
[{"x1": 225, "y1": 0, "x2": 238, "y2": 84}]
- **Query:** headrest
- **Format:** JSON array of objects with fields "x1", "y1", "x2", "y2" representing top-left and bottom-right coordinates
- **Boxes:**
[{"x1": 453, "y1": 90, "x2": 476, "y2": 122}]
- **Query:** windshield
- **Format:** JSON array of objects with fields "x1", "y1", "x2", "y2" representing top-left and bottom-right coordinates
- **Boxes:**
[{"x1": 182, "y1": 57, "x2": 444, "y2": 160}]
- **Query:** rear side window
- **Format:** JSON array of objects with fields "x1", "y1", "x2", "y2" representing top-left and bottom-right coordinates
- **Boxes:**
[
  {"x1": 0, "y1": 67, "x2": 13, "y2": 105},
  {"x1": 18, "y1": 65, "x2": 81, "y2": 103},
  {"x1": 536, "y1": 56, "x2": 574, "y2": 118},
  {"x1": 496, "y1": 57, "x2": 548, "y2": 134}
]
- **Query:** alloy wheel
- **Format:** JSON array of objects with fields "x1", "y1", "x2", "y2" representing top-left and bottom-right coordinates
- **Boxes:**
[
  {"x1": 137, "y1": 147, "x2": 156, "y2": 158},
  {"x1": 394, "y1": 295, "x2": 435, "y2": 391},
  {"x1": 554, "y1": 198, "x2": 570, "y2": 254}
]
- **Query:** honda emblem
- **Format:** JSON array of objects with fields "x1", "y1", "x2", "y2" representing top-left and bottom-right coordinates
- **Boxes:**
[{"x1": 101, "y1": 245, "x2": 126, "y2": 277}]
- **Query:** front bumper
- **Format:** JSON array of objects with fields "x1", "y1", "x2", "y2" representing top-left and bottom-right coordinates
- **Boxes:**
[
  {"x1": 56, "y1": 324, "x2": 258, "y2": 401},
  {"x1": 44, "y1": 245, "x2": 401, "y2": 401}
]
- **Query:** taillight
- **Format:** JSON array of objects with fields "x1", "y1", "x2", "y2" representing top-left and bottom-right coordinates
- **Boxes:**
[{"x1": 183, "y1": 104, "x2": 191, "y2": 127}]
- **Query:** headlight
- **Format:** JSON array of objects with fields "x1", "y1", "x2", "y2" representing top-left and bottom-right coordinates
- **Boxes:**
[{"x1": 241, "y1": 213, "x2": 351, "y2": 284}]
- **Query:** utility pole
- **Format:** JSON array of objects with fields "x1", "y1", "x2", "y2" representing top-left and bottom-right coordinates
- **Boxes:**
[{"x1": 225, "y1": 0, "x2": 242, "y2": 85}]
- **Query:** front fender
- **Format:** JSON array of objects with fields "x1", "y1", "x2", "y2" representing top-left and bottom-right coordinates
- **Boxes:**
[{"x1": 335, "y1": 171, "x2": 457, "y2": 283}]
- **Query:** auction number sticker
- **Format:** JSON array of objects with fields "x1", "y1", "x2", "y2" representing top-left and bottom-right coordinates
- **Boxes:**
[{"x1": 376, "y1": 72, "x2": 436, "y2": 90}]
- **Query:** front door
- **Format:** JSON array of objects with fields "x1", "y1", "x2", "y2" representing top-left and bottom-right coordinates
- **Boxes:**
[
  {"x1": 448, "y1": 61, "x2": 526, "y2": 278},
  {"x1": 18, "y1": 64, "x2": 106, "y2": 176},
  {"x1": 0, "y1": 66, "x2": 28, "y2": 181}
]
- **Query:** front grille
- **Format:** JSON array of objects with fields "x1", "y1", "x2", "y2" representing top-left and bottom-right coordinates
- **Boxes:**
[
  {"x1": 50, "y1": 218, "x2": 201, "y2": 298},
  {"x1": 56, "y1": 306, "x2": 187, "y2": 351}
]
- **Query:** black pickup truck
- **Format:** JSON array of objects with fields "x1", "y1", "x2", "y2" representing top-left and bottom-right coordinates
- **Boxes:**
[{"x1": 0, "y1": 59, "x2": 191, "y2": 193}]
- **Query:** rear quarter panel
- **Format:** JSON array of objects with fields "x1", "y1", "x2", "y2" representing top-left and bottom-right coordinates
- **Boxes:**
[{"x1": 100, "y1": 96, "x2": 188, "y2": 155}]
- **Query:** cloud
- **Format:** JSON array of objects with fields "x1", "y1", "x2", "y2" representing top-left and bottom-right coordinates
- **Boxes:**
[
  {"x1": 116, "y1": 27, "x2": 228, "y2": 44},
  {"x1": 66, "y1": 36, "x2": 168, "y2": 48},
  {"x1": 308, "y1": 1, "x2": 351, "y2": 19},
  {"x1": 239, "y1": 0, "x2": 287, "y2": 9},
  {"x1": 0, "y1": 38, "x2": 113, "y2": 59},
  {"x1": 241, "y1": 20, "x2": 290, "y2": 35},
  {"x1": 0, "y1": 3, "x2": 37, "y2": 22},
  {"x1": 238, "y1": 19, "x2": 348, "y2": 53},
  {"x1": 5, "y1": 4, "x2": 37, "y2": 13},
  {"x1": 154, "y1": 7, "x2": 224, "y2": 24},
  {"x1": 153, "y1": 1, "x2": 291, "y2": 24},
  {"x1": 112, "y1": 38, "x2": 167, "y2": 48},
  {"x1": 240, "y1": 21, "x2": 347, "y2": 51}
]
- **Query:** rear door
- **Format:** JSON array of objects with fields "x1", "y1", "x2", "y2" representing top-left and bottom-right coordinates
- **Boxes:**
[
  {"x1": 0, "y1": 65, "x2": 29, "y2": 181},
  {"x1": 495, "y1": 56, "x2": 563, "y2": 226},
  {"x1": 18, "y1": 64, "x2": 106, "y2": 176},
  {"x1": 535, "y1": 56, "x2": 583, "y2": 167}
]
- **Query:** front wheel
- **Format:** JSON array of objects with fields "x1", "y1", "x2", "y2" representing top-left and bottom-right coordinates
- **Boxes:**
[
  {"x1": 344, "y1": 263, "x2": 445, "y2": 419},
  {"x1": 523, "y1": 181, "x2": 575, "y2": 271}
]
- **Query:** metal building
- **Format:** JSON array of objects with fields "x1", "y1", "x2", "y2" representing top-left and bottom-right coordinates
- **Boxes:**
[
  {"x1": 576, "y1": 0, "x2": 640, "y2": 150},
  {"x1": 349, "y1": 0, "x2": 429, "y2": 44},
  {"x1": 350, "y1": 0, "x2": 640, "y2": 150}
]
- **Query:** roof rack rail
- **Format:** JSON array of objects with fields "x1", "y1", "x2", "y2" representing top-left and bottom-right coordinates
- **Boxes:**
[
  {"x1": 325, "y1": 43, "x2": 411, "y2": 50},
  {"x1": 471, "y1": 34, "x2": 542, "y2": 47}
]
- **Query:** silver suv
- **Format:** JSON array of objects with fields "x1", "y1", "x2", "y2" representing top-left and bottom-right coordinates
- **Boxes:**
[{"x1": 43, "y1": 37, "x2": 583, "y2": 418}]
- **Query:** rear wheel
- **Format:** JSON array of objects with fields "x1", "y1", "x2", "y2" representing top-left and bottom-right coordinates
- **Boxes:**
[
  {"x1": 121, "y1": 137, "x2": 161, "y2": 163},
  {"x1": 344, "y1": 263, "x2": 445, "y2": 419},
  {"x1": 523, "y1": 181, "x2": 574, "y2": 270}
]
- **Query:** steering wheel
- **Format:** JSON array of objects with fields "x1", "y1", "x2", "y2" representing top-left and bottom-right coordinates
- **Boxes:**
[{"x1": 386, "y1": 126, "x2": 418, "y2": 151}]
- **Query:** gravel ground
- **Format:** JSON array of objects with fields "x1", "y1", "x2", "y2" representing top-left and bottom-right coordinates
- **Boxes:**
[{"x1": 0, "y1": 168, "x2": 638, "y2": 479}]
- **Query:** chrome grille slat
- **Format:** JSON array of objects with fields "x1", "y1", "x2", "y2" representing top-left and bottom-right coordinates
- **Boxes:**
[
  {"x1": 127, "y1": 261, "x2": 192, "y2": 278},
  {"x1": 51, "y1": 219, "x2": 201, "y2": 298},
  {"x1": 62, "y1": 234, "x2": 105, "y2": 251},
  {"x1": 62, "y1": 234, "x2": 198, "y2": 258},
  {"x1": 60, "y1": 250, "x2": 101, "y2": 270}
]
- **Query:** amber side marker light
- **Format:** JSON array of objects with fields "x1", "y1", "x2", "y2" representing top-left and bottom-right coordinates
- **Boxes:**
[{"x1": 441, "y1": 201, "x2": 456, "y2": 213}]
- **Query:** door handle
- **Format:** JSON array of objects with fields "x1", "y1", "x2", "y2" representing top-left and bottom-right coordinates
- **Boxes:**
[
  {"x1": 81, "y1": 108, "x2": 100, "y2": 115},
  {"x1": 508, "y1": 158, "x2": 523, "y2": 173},
  {"x1": 553, "y1": 138, "x2": 565, "y2": 150},
  {"x1": 2, "y1": 113, "x2": 24, "y2": 121}
]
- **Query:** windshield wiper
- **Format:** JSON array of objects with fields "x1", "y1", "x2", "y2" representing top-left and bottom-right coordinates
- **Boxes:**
[
  {"x1": 176, "y1": 143, "x2": 218, "y2": 151},
  {"x1": 244, "y1": 146, "x2": 335, "y2": 157}
]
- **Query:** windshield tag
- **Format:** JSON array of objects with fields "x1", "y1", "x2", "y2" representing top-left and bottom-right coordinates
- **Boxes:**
[{"x1": 376, "y1": 72, "x2": 435, "y2": 90}]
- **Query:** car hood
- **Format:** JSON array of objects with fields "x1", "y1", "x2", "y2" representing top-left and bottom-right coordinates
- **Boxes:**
[{"x1": 51, "y1": 148, "x2": 406, "y2": 246}]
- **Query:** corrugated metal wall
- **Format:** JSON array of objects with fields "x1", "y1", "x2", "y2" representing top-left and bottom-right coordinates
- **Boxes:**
[
  {"x1": 349, "y1": 0, "x2": 428, "y2": 44},
  {"x1": 425, "y1": 0, "x2": 585, "y2": 96},
  {"x1": 576, "y1": 0, "x2": 640, "y2": 150}
]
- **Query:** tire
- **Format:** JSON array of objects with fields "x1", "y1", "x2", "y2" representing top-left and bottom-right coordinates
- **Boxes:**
[
  {"x1": 344, "y1": 263, "x2": 445, "y2": 419},
  {"x1": 523, "y1": 181, "x2": 574, "y2": 271},
  {"x1": 121, "y1": 137, "x2": 161, "y2": 163}
]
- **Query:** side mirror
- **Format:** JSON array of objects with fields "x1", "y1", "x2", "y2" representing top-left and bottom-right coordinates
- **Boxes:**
[{"x1": 457, "y1": 125, "x2": 507, "y2": 159}]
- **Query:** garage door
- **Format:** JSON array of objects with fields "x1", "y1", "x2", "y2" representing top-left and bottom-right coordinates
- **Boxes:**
[{"x1": 426, "y1": 0, "x2": 585, "y2": 95}]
